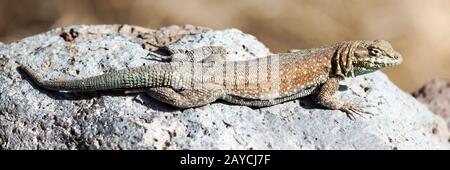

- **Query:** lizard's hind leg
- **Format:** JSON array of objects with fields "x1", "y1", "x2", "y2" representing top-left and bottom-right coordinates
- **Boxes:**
[
  {"x1": 170, "y1": 46, "x2": 228, "y2": 62},
  {"x1": 146, "y1": 87, "x2": 225, "y2": 108},
  {"x1": 143, "y1": 46, "x2": 227, "y2": 62}
]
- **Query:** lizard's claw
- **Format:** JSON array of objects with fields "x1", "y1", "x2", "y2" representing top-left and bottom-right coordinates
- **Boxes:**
[{"x1": 340, "y1": 103, "x2": 375, "y2": 120}]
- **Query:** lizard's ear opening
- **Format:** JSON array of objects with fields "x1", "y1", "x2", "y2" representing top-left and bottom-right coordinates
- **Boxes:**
[{"x1": 354, "y1": 48, "x2": 369, "y2": 58}]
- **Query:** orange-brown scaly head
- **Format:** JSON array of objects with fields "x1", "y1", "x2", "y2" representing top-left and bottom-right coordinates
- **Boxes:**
[{"x1": 334, "y1": 40, "x2": 403, "y2": 77}]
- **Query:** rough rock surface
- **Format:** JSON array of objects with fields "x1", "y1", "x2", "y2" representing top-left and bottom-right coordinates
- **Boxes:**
[
  {"x1": 0, "y1": 25, "x2": 449, "y2": 150},
  {"x1": 413, "y1": 79, "x2": 450, "y2": 129}
]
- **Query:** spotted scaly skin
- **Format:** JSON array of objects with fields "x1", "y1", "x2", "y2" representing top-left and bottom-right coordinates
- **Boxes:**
[{"x1": 19, "y1": 40, "x2": 403, "y2": 119}]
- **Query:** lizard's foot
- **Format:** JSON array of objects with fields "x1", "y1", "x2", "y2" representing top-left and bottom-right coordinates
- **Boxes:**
[{"x1": 340, "y1": 103, "x2": 375, "y2": 120}]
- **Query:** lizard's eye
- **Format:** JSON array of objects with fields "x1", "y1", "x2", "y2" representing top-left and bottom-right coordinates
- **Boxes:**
[{"x1": 368, "y1": 48, "x2": 382, "y2": 56}]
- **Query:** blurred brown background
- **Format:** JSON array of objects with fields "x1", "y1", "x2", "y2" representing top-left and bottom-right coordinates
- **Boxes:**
[{"x1": 1, "y1": 0, "x2": 449, "y2": 92}]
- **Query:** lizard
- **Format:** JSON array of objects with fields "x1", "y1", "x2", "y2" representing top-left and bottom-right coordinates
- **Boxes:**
[{"x1": 18, "y1": 40, "x2": 403, "y2": 120}]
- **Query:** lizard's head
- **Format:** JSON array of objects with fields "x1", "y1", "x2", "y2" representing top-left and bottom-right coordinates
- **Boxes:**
[{"x1": 334, "y1": 40, "x2": 403, "y2": 77}]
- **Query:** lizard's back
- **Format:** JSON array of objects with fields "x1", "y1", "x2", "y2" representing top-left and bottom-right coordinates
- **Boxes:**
[{"x1": 177, "y1": 49, "x2": 334, "y2": 100}]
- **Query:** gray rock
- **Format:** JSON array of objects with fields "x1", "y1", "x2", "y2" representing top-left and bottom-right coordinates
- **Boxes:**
[
  {"x1": 413, "y1": 79, "x2": 450, "y2": 129},
  {"x1": 0, "y1": 25, "x2": 449, "y2": 149}
]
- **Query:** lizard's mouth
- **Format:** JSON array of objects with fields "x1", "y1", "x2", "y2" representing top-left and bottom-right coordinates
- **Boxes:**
[
  {"x1": 354, "y1": 54, "x2": 403, "y2": 69},
  {"x1": 374, "y1": 61, "x2": 402, "y2": 67}
]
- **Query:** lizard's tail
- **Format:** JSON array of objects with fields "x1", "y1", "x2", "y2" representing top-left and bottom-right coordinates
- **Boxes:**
[
  {"x1": 18, "y1": 62, "x2": 47, "y2": 86},
  {"x1": 18, "y1": 62, "x2": 164, "y2": 92}
]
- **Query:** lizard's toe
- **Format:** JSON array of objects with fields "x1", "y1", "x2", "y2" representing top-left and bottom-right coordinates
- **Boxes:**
[
  {"x1": 341, "y1": 105, "x2": 375, "y2": 120},
  {"x1": 343, "y1": 109, "x2": 357, "y2": 121},
  {"x1": 142, "y1": 52, "x2": 172, "y2": 62}
]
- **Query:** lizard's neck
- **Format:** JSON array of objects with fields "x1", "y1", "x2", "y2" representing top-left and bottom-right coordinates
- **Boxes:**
[{"x1": 332, "y1": 41, "x2": 360, "y2": 78}]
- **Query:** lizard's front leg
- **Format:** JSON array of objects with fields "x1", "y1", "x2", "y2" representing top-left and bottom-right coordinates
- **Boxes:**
[{"x1": 316, "y1": 77, "x2": 373, "y2": 120}]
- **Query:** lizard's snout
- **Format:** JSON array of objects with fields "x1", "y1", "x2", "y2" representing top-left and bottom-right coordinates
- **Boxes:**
[{"x1": 393, "y1": 53, "x2": 403, "y2": 65}]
